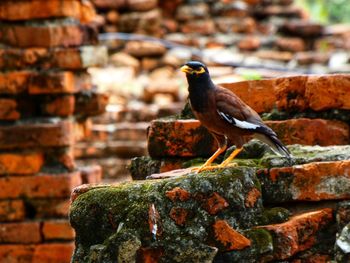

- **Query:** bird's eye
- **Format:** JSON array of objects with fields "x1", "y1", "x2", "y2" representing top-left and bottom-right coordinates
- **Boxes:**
[{"x1": 194, "y1": 67, "x2": 206, "y2": 74}]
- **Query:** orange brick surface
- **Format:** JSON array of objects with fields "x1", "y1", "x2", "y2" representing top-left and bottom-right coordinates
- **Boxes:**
[
  {"x1": 221, "y1": 79, "x2": 276, "y2": 113},
  {"x1": 0, "y1": 152, "x2": 44, "y2": 175},
  {"x1": 42, "y1": 220, "x2": 75, "y2": 241},
  {"x1": 0, "y1": 22, "x2": 98, "y2": 48},
  {"x1": 0, "y1": 0, "x2": 96, "y2": 22},
  {"x1": 0, "y1": 222, "x2": 41, "y2": 244},
  {"x1": 0, "y1": 99, "x2": 20, "y2": 120},
  {"x1": 0, "y1": 200, "x2": 25, "y2": 222},
  {"x1": 0, "y1": 171, "x2": 82, "y2": 199},
  {"x1": 0, "y1": 120, "x2": 74, "y2": 149},
  {"x1": 0, "y1": 46, "x2": 107, "y2": 70},
  {"x1": 259, "y1": 208, "x2": 333, "y2": 260}
]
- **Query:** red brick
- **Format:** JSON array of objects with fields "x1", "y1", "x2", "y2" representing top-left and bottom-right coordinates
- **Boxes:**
[
  {"x1": 43, "y1": 95, "x2": 75, "y2": 117},
  {"x1": 275, "y1": 37, "x2": 305, "y2": 52},
  {"x1": 137, "y1": 247, "x2": 163, "y2": 263},
  {"x1": 221, "y1": 79, "x2": 276, "y2": 113},
  {"x1": 42, "y1": 220, "x2": 75, "y2": 241},
  {"x1": 0, "y1": 22, "x2": 98, "y2": 48},
  {"x1": 266, "y1": 118, "x2": 349, "y2": 146},
  {"x1": 213, "y1": 220, "x2": 251, "y2": 251},
  {"x1": 305, "y1": 75, "x2": 350, "y2": 111},
  {"x1": 0, "y1": 120, "x2": 74, "y2": 150},
  {"x1": 0, "y1": 171, "x2": 82, "y2": 199},
  {"x1": 0, "y1": 243, "x2": 74, "y2": 263},
  {"x1": 0, "y1": 71, "x2": 91, "y2": 95},
  {"x1": 0, "y1": 46, "x2": 107, "y2": 70},
  {"x1": 165, "y1": 187, "x2": 191, "y2": 202},
  {"x1": 181, "y1": 19, "x2": 216, "y2": 35},
  {"x1": 245, "y1": 188, "x2": 261, "y2": 208},
  {"x1": 0, "y1": 244, "x2": 34, "y2": 263},
  {"x1": 0, "y1": 200, "x2": 25, "y2": 222},
  {"x1": 33, "y1": 243, "x2": 74, "y2": 263},
  {"x1": 147, "y1": 119, "x2": 216, "y2": 158},
  {"x1": 26, "y1": 199, "x2": 70, "y2": 219},
  {"x1": 75, "y1": 91, "x2": 109, "y2": 117},
  {"x1": 0, "y1": 99, "x2": 20, "y2": 120},
  {"x1": 238, "y1": 36, "x2": 261, "y2": 51},
  {"x1": 0, "y1": 0, "x2": 95, "y2": 22},
  {"x1": 203, "y1": 192, "x2": 229, "y2": 215},
  {"x1": 169, "y1": 207, "x2": 189, "y2": 226},
  {"x1": 0, "y1": 222, "x2": 41, "y2": 244},
  {"x1": 269, "y1": 160, "x2": 350, "y2": 201},
  {"x1": 259, "y1": 208, "x2": 333, "y2": 260},
  {"x1": 79, "y1": 165, "x2": 102, "y2": 184},
  {"x1": 0, "y1": 152, "x2": 44, "y2": 175}
]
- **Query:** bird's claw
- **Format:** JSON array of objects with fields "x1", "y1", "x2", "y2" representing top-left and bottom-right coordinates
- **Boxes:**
[{"x1": 218, "y1": 162, "x2": 238, "y2": 168}]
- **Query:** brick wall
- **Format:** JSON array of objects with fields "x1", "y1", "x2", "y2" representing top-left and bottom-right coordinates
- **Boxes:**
[{"x1": 0, "y1": 1, "x2": 108, "y2": 262}]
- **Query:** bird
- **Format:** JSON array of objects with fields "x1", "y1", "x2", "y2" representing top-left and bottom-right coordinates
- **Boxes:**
[{"x1": 180, "y1": 61, "x2": 291, "y2": 172}]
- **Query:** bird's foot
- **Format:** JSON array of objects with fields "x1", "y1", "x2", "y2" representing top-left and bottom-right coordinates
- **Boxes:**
[{"x1": 191, "y1": 165, "x2": 221, "y2": 173}]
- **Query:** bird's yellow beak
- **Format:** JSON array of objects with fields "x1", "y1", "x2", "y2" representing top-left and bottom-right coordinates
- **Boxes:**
[{"x1": 180, "y1": 65, "x2": 192, "y2": 74}]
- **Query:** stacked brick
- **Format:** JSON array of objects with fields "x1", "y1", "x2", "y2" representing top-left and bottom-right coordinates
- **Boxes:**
[{"x1": 0, "y1": 1, "x2": 108, "y2": 262}]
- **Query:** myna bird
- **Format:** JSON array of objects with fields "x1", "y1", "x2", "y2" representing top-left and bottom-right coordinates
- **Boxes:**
[{"x1": 181, "y1": 61, "x2": 291, "y2": 172}]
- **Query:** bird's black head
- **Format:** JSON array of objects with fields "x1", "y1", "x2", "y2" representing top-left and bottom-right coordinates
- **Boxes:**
[{"x1": 180, "y1": 61, "x2": 209, "y2": 76}]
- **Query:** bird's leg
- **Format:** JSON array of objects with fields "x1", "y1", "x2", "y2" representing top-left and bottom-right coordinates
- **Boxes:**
[
  {"x1": 192, "y1": 145, "x2": 227, "y2": 173},
  {"x1": 219, "y1": 147, "x2": 243, "y2": 167}
]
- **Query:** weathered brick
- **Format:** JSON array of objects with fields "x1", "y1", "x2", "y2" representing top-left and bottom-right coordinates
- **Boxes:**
[
  {"x1": 75, "y1": 91, "x2": 109, "y2": 117},
  {"x1": 203, "y1": 193, "x2": 229, "y2": 215},
  {"x1": 0, "y1": 0, "x2": 95, "y2": 22},
  {"x1": 147, "y1": 119, "x2": 216, "y2": 158},
  {"x1": 169, "y1": 207, "x2": 189, "y2": 226},
  {"x1": 0, "y1": 99, "x2": 19, "y2": 120},
  {"x1": 245, "y1": 188, "x2": 261, "y2": 208},
  {"x1": 0, "y1": 222, "x2": 41, "y2": 244},
  {"x1": 261, "y1": 160, "x2": 350, "y2": 202},
  {"x1": 221, "y1": 79, "x2": 276, "y2": 113},
  {"x1": 0, "y1": 46, "x2": 107, "y2": 70},
  {"x1": 213, "y1": 220, "x2": 251, "y2": 251},
  {"x1": 43, "y1": 95, "x2": 75, "y2": 117},
  {"x1": 0, "y1": 120, "x2": 74, "y2": 149},
  {"x1": 259, "y1": 208, "x2": 333, "y2": 260},
  {"x1": 124, "y1": 41, "x2": 167, "y2": 58},
  {"x1": 0, "y1": 21, "x2": 98, "y2": 48},
  {"x1": 25, "y1": 199, "x2": 70, "y2": 219},
  {"x1": 0, "y1": 71, "x2": 91, "y2": 95},
  {"x1": 165, "y1": 187, "x2": 191, "y2": 202},
  {"x1": 0, "y1": 200, "x2": 25, "y2": 222},
  {"x1": 266, "y1": 118, "x2": 349, "y2": 146},
  {"x1": 0, "y1": 152, "x2": 44, "y2": 175},
  {"x1": 42, "y1": 220, "x2": 75, "y2": 241},
  {"x1": 0, "y1": 243, "x2": 74, "y2": 263},
  {"x1": 0, "y1": 171, "x2": 82, "y2": 199},
  {"x1": 33, "y1": 243, "x2": 75, "y2": 263}
]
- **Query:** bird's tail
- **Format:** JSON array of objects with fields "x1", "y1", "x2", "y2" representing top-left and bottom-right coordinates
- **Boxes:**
[{"x1": 254, "y1": 133, "x2": 291, "y2": 159}]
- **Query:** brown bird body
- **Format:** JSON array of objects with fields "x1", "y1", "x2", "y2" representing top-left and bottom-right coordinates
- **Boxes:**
[{"x1": 181, "y1": 61, "x2": 291, "y2": 172}]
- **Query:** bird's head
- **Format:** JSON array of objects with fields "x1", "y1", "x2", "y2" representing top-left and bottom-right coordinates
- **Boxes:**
[{"x1": 180, "y1": 61, "x2": 209, "y2": 77}]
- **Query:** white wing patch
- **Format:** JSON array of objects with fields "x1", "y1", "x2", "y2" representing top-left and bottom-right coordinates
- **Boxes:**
[{"x1": 217, "y1": 110, "x2": 260, "y2": 130}]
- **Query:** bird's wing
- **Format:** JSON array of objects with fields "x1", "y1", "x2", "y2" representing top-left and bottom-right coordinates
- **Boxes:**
[{"x1": 215, "y1": 86, "x2": 291, "y2": 158}]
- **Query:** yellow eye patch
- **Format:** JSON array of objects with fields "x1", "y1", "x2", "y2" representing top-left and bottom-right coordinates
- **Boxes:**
[{"x1": 193, "y1": 67, "x2": 206, "y2": 74}]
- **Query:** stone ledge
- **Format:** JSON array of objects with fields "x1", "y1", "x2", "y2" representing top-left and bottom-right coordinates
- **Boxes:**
[{"x1": 0, "y1": 46, "x2": 107, "y2": 70}]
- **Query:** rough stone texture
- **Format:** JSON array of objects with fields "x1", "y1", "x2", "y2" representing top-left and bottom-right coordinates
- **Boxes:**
[{"x1": 70, "y1": 167, "x2": 264, "y2": 262}]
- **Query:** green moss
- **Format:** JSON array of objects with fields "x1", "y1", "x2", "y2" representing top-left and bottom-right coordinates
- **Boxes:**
[{"x1": 261, "y1": 207, "x2": 291, "y2": 225}]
